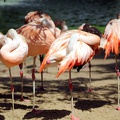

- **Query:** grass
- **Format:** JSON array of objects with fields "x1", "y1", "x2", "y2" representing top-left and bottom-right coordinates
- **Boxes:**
[{"x1": 69, "y1": 25, "x2": 105, "y2": 33}]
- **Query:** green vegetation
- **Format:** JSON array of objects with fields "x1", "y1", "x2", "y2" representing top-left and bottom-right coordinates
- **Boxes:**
[
  {"x1": 69, "y1": 25, "x2": 105, "y2": 34},
  {"x1": 93, "y1": 25, "x2": 105, "y2": 33}
]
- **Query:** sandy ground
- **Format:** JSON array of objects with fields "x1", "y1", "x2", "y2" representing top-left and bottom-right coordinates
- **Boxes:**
[{"x1": 0, "y1": 52, "x2": 120, "y2": 120}]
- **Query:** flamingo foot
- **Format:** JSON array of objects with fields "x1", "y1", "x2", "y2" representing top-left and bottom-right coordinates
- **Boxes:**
[
  {"x1": 116, "y1": 106, "x2": 120, "y2": 111},
  {"x1": 32, "y1": 108, "x2": 42, "y2": 114},
  {"x1": 70, "y1": 115, "x2": 80, "y2": 120},
  {"x1": 86, "y1": 88, "x2": 94, "y2": 93},
  {"x1": 20, "y1": 98, "x2": 30, "y2": 102}
]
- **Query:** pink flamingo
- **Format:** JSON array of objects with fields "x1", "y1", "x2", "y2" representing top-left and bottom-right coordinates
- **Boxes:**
[
  {"x1": 40, "y1": 30, "x2": 101, "y2": 120},
  {"x1": 103, "y1": 13, "x2": 120, "y2": 110},
  {"x1": 18, "y1": 11, "x2": 59, "y2": 102},
  {"x1": 0, "y1": 28, "x2": 28, "y2": 120},
  {"x1": 23, "y1": 11, "x2": 68, "y2": 91}
]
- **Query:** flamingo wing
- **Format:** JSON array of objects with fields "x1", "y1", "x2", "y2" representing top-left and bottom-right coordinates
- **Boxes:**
[
  {"x1": 40, "y1": 30, "x2": 100, "y2": 77},
  {"x1": 104, "y1": 19, "x2": 120, "y2": 58},
  {"x1": 56, "y1": 33, "x2": 95, "y2": 77}
]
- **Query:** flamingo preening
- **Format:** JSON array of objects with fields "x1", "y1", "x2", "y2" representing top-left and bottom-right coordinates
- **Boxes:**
[
  {"x1": 0, "y1": 29, "x2": 28, "y2": 120},
  {"x1": 40, "y1": 29, "x2": 101, "y2": 120},
  {"x1": 103, "y1": 14, "x2": 120, "y2": 110}
]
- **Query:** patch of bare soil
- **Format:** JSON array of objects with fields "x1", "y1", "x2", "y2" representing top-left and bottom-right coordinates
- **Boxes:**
[{"x1": 0, "y1": 53, "x2": 120, "y2": 120}]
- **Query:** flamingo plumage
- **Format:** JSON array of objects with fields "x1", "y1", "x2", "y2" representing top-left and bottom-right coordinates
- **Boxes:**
[
  {"x1": 0, "y1": 28, "x2": 28, "y2": 120},
  {"x1": 40, "y1": 29, "x2": 100, "y2": 120},
  {"x1": 18, "y1": 11, "x2": 59, "y2": 102},
  {"x1": 103, "y1": 14, "x2": 120, "y2": 110}
]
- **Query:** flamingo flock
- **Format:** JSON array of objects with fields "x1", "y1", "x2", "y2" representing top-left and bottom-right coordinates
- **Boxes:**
[{"x1": 0, "y1": 9, "x2": 120, "y2": 120}]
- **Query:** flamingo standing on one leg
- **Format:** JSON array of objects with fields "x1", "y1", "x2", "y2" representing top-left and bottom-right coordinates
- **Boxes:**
[
  {"x1": 24, "y1": 11, "x2": 68, "y2": 91},
  {"x1": 103, "y1": 14, "x2": 120, "y2": 110},
  {"x1": 40, "y1": 30, "x2": 101, "y2": 120},
  {"x1": 0, "y1": 29, "x2": 28, "y2": 120},
  {"x1": 17, "y1": 11, "x2": 58, "y2": 101}
]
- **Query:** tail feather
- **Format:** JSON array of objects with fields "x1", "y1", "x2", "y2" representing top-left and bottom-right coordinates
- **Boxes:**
[
  {"x1": 104, "y1": 32, "x2": 119, "y2": 58},
  {"x1": 56, "y1": 54, "x2": 75, "y2": 77},
  {"x1": 56, "y1": 41, "x2": 94, "y2": 77}
]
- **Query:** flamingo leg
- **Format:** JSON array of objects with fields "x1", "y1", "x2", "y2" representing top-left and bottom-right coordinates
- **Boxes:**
[
  {"x1": 19, "y1": 63, "x2": 24, "y2": 101},
  {"x1": 9, "y1": 68, "x2": 14, "y2": 120},
  {"x1": 39, "y1": 55, "x2": 44, "y2": 91},
  {"x1": 87, "y1": 61, "x2": 93, "y2": 92},
  {"x1": 32, "y1": 56, "x2": 36, "y2": 111},
  {"x1": 19, "y1": 63, "x2": 29, "y2": 102},
  {"x1": 68, "y1": 70, "x2": 79, "y2": 120},
  {"x1": 115, "y1": 55, "x2": 120, "y2": 110},
  {"x1": 32, "y1": 56, "x2": 42, "y2": 114}
]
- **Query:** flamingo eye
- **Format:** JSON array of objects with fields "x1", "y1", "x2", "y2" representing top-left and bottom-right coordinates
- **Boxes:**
[{"x1": 109, "y1": 22, "x2": 112, "y2": 25}]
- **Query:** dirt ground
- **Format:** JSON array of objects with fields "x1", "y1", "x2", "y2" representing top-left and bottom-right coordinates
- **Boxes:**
[{"x1": 0, "y1": 51, "x2": 120, "y2": 120}]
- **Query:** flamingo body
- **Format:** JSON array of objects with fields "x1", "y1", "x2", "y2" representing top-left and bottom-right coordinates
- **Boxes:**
[
  {"x1": 17, "y1": 21, "x2": 60, "y2": 56},
  {"x1": 104, "y1": 19, "x2": 120, "y2": 58},
  {"x1": 40, "y1": 30, "x2": 100, "y2": 77},
  {"x1": 24, "y1": 11, "x2": 56, "y2": 29},
  {"x1": 0, "y1": 29, "x2": 28, "y2": 68}
]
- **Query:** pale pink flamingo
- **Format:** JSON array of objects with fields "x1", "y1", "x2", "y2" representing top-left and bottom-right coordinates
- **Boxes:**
[
  {"x1": 0, "y1": 28, "x2": 28, "y2": 120},
  {"x1": 40, "y1": 30, "x2": 101, "y2": 120},
  {"x1": 103, "y1": 14, "x2": 120, "y2": 110},
  {"x1": 23, "y1": 11, "x2": 68, "y2": 91}
]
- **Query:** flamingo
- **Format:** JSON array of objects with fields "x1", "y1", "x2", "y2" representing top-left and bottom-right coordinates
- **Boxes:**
[
  {"x1": 0, "y1": 28, "x2": 28, "y2": 120},
  {"x1": 17, "y1": 11, "x2": 59, "y2": 102},
  {"x1": 23, "y1": 11, "x2": 68, "y2": 91},
  {"x1": 40, "y1": 30, "x2": 101, "y2": 120},
  {"x1": 16, "y1": 11, "x2": 68, "y2": 112},
  {"x1": 103, "y1": 14, "x2": 120, "y2": 110},
  {"x1": 0, "y1": 32, "x2": 4, "y2": 38}
]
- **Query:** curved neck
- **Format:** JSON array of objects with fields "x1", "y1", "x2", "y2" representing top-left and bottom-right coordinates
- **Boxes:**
[{"x1": 0, "y1": 29, "x2": 28, "y2": 68}]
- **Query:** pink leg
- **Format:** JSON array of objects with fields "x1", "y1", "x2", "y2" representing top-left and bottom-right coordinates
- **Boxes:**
[
  {"x1": 9, "y1": 68, "x2": 14, "y2": 120},
  {"x1": 39, "y1": 55, "x2": 45, "y2": 91},
  {"x1": 32, "y1": 57, "x2": 41, "y2": 114},
  {"x1": 19, "y1": 63, "x2": 29, "y2": 102},
  {"x1": 68, "y1": 70, "x2": 80, "y2": 120},
  {"x1": 115, "y1": 55, "x2": 120, "y2": 110},
  {"x1": 19, "y1": 63, "x2": 24, "y2": 101},
  {"x1": 115, "y1": 66, "x2": 120, "y2": 110},
  {"x1": 86, "y1": 61, "x2": 93, "y2": 92}
]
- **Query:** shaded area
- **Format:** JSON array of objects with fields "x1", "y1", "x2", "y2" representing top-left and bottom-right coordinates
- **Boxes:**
[
  {"x1": 75, "y1": 99, "x2": 111, "y2": 111},
  {"x1": 23, "y1": 109, "x2": 70, "y2": 120},
  {"x1": 0, "y1": 102, "x2": 38, "y2": 110},
  {"x1": 0, "y1": 115, "x2": 5, "y2": 120}
]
